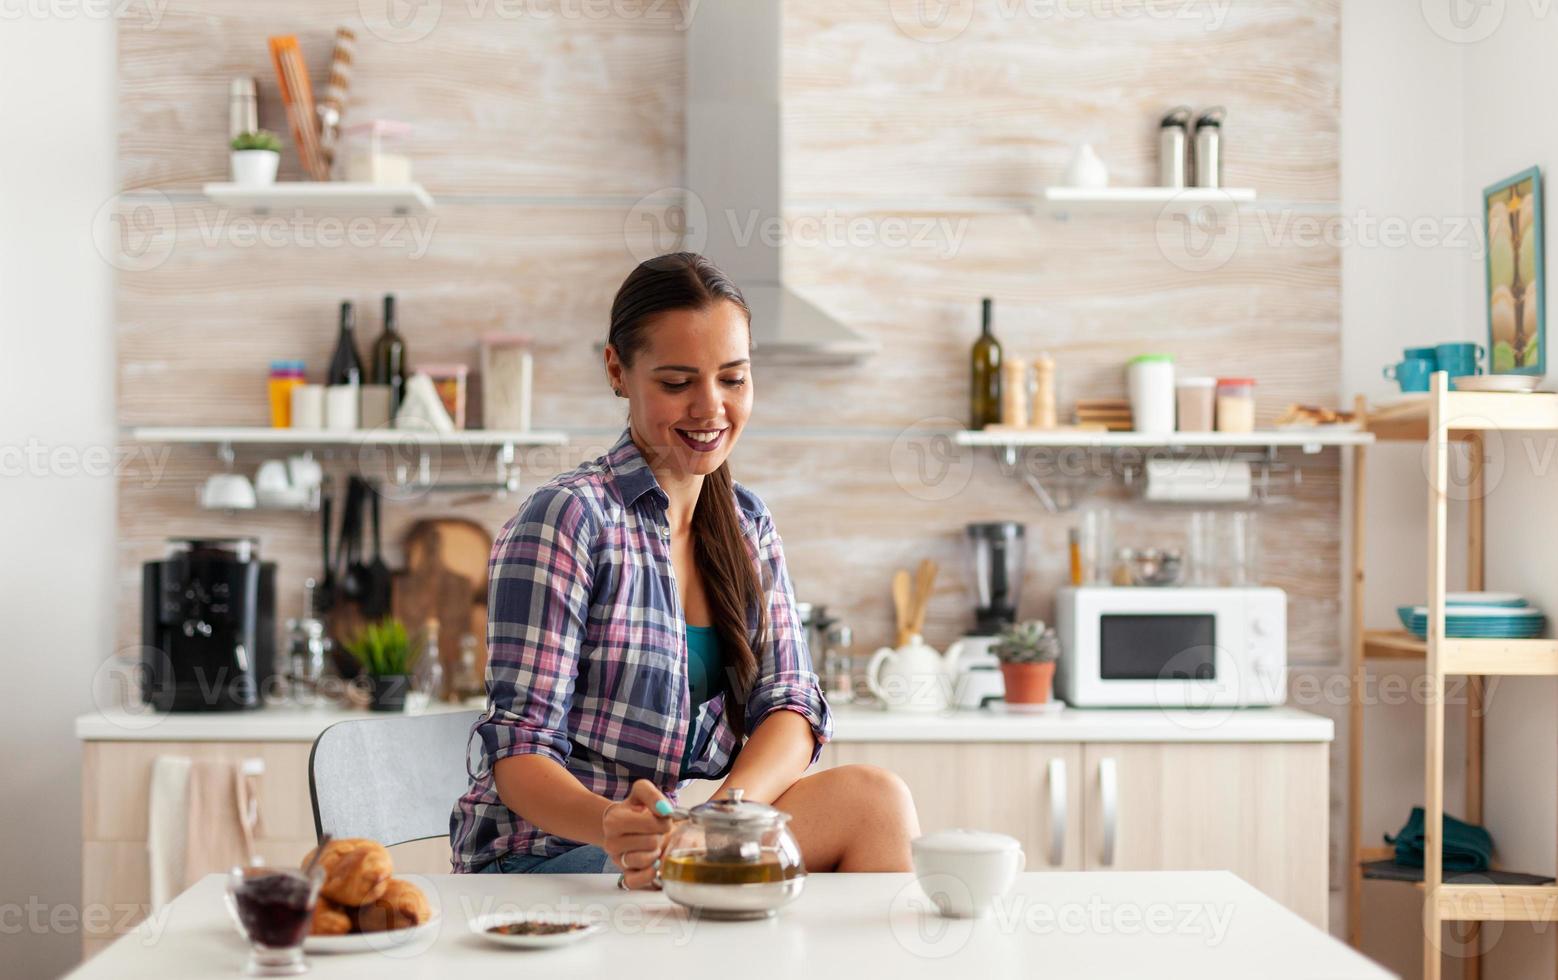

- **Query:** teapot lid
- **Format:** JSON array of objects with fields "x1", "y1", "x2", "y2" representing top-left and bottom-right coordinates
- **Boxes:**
[{"x1": 689, "y1": 788, "x2": 789, "y2": 829}]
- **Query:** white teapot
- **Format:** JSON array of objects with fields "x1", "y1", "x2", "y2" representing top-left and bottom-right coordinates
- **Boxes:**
[{"x1": 866, "y1": 634, "x2": 956, "y2": 712}]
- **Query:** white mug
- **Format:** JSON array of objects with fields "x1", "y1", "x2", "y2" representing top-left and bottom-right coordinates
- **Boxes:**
[{"x1": 910, "y1": 829, "x2": 1025, "y2": 918}]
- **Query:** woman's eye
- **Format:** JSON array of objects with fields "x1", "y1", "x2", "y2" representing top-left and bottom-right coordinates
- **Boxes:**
[
  {"x1": 722, "y1": 376, "x2": 747, "y2": 388},
  {"x1": 660, "y1": 381, "x2": 691, "y2": 392}
]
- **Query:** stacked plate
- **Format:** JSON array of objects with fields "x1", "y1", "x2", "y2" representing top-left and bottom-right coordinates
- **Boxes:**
[
  {"x1": 1396, "y1": 592, "x2": 1546, "y2": 639},
  {"x1": 1452, "y1": 375, "x2": 1541, "y2": 393}
]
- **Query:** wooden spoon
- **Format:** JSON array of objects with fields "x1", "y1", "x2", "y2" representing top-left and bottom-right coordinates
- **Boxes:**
[
  {"x1": 910, "y1": 558, "x2": 938, "y2": 638},
  {"x1": 891, "y1": 568, "x2": 912, "y2": 646}
]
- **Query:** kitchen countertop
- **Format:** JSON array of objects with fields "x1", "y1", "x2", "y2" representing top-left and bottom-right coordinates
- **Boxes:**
[
  {"x1": 75, "y1": 702, "x2": 1332, "y2": 743},
  {"x1": 68, "y1": 871, "x2": 1390, "y2": 980}
]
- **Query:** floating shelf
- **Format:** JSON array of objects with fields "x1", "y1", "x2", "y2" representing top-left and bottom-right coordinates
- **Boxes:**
[
  {"x1": 955, "y1": 428, "x2": 1372, "y2": 451},
  {"x1": 201, "y1": 182, "x2": 434, "y2": 215},
  {"x1": 129, "y1": 426, "x2": 566, "y2": 448},
  {"x1": 1039, "y1": 186, "x2": 1257, "y2": 217}
]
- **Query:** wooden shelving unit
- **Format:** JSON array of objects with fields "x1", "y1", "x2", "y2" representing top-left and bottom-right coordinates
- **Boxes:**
[
  {"x1": 201, "y1": 182, "x2": 435, "y2": 215},
  {"x1": 1348, "y1": 376, "x2": 1558, "y2": 980}
]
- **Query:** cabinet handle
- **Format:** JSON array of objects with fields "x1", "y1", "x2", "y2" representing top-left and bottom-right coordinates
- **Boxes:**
[
  {"x1": 1047, "y1": 757, "x2": 1067, "y2": 867},
  {"x1": 1098, "y1": 756, "x2": 1118, "y2": 867}
]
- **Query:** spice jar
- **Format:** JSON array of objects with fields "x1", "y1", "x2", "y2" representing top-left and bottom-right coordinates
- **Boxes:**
[
  {"x1": 1215, "y1": 378, "x2": 1256, "y2": 433},
  {"x1": 1000, "y1": 358, "x2": 1029, "y2": 427},
  {"x1": 480, "y1": 333, "x2": 534, "y2": 431}
]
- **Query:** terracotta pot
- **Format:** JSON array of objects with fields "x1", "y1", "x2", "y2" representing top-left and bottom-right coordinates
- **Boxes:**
[{"x1": 1000, "y1": 662, "x2": 1055, "y2": 705}]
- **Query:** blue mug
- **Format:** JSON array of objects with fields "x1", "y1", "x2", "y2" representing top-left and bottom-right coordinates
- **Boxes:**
[
  {"x1": 1435, "y1": 342, "x2": 1485, "y2": 389},
  {"x1": 1384, "y1": 358, "x2": 1432, "y2": 393},
  {"x1": 1403, "y1": 346, "x2": 1438, "y2": 364}
]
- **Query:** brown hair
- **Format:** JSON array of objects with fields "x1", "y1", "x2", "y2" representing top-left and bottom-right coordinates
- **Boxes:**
[{"x1": 607, "y1": 252, "x2": 765, "y2": 737}]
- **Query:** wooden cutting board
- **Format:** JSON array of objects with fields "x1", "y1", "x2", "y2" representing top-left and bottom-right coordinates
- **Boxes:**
[{"x1": 393, "y1": 519, "x2": 492, "y2": 691}]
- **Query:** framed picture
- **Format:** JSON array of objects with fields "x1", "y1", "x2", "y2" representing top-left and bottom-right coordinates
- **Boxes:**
[{"x1": 1483, "y1": 166, "x2": 1545, "y2": 377}]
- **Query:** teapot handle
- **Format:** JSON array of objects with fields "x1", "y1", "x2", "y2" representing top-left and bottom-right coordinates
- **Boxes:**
[
  {"x1": 944, "y1": 640, "x2": 964, "y2": 670},
  {"x1": 865, "y1": 647, "x2": 895, "y2": 704}
]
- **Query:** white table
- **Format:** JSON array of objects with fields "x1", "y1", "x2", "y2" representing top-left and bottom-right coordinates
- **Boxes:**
[{"x1": 71, "y1": 871, "x2": 1393, "y2": 979}]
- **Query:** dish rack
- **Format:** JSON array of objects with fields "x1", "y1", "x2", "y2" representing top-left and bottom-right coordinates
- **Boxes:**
[{"x1": 1347, "y1": 374, "x2": 1558, "y2": 980}]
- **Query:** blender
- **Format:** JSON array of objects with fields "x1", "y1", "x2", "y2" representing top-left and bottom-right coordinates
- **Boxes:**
[{"x1": 948, "y1": 522, "x2": 1026, "y2": 709}]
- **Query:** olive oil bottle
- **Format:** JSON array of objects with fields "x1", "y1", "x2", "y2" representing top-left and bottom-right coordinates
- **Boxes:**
[{"x1": 970, "y1": 297, "x2": 1003, "y2": 429}]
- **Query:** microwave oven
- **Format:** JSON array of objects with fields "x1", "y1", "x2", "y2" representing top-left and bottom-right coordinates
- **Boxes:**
[{"x1": 1056, "y1": 587, "x2": 1286, "y2": 708}]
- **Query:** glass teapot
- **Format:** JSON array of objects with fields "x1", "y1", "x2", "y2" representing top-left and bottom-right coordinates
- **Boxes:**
[{"x1": 657, "y1": 789, "x2": 807, "y2": 919}]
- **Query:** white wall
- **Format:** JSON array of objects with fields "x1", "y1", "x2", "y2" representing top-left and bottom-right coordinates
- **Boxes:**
[
  {"x1": 1341, "y1": 1, "x2": 1558, "y2": 977},
  {"x1": 0, "y1": 14, "x2": 118, "y2": 980}
]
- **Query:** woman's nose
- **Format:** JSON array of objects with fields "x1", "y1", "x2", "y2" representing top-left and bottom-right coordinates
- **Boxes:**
[{"x1": 688, "y1": 381, "x2": 722, "y2": 421}]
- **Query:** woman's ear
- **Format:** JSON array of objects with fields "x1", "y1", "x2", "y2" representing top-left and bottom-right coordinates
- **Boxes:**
[{"x1": 603, "y1": 344, "x2": 626, "y2": 398}]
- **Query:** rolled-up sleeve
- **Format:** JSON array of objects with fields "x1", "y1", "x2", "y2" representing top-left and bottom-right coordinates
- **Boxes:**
[
  {"x1": 744, "y1": 503, "x2": 833, "y2": 766},
  {"x1": 476, "y1": 485, "x2": 596, "y2": 770}
]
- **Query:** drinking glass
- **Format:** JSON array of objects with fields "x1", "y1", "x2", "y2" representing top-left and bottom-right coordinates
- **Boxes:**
[
  {"x1": 1187, "y1": 511, "x2": 1219, "y2": 586},
  {"x1": 1222, "y1": 511, "x2": 1260, "y2": 587},
  {"x1": 225, "y1": 865, "x2": 323, "y2": 976}
]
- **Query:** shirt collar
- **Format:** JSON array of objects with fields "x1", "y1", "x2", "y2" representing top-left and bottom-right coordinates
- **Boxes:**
[{"x1": 605, "y1": 428, "x2": 666, "y2": 509}]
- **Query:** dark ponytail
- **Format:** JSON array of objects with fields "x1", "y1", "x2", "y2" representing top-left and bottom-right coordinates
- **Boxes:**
[{"x1": 607, "y1": 253, "x2": 765, "y2": 737}]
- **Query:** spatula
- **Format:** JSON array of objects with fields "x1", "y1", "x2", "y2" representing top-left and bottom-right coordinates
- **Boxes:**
[{"x1": 364, "y1": 483, "x2": 394, "y2": 619}]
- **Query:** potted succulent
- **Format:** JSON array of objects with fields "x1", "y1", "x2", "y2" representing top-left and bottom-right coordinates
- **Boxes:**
[
  {"x1": 993, "y1": 619, "x2": 1061, "y2": 706},
  {"x1": 342, "y1": 618, "x2": 420, "y2": 712},
  {"x1": 229, "y1": 130, "x2": 282, "y2": 187}
]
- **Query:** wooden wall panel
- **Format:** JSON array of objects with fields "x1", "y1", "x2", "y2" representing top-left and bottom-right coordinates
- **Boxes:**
[{"x1": 114, "y1": 1, "x2": 1345, "y2": 669}]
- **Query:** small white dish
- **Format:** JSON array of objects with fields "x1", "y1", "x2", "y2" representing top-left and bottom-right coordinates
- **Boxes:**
[
  {"x1": 304, "y1": 914, "x2": 440, "y2": 954},
  {"x1": 1453, "y1": 374, "x2": 1540, "y2": 393},
  {"x1": 1446, "y1": 591, "x2": 1528, "y2": 607},
  {"x1": 469, "y1": 914, "x2": 603, "y2": 950}
]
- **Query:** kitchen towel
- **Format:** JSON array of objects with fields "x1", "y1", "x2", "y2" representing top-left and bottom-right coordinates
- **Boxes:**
[
  {"x1": 147, "y1": 756, "x2": 264, "y2": 910},
  {"x1": 1384, "y1": 806, "x2": 1493, "y2": 872},
  {"x1": 1143, "y1": 459, "x2": 1252, "y2": 503}
]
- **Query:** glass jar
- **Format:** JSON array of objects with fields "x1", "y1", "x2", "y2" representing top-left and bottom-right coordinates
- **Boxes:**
[
  {"x1": 658, "y1": 789, "x2": 806, "y2": 920},
  {"x1": 1176, "y1": 376, "x2": 1215, "y2": 432},
  {"x1": 1215, "y1": 378, "x2": 1256, "y2": 433}
]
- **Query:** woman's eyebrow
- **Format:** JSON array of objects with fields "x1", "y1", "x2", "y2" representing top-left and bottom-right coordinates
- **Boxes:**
[{"x1": 652, "y1": 359, "x2": 750, "y2": 373}]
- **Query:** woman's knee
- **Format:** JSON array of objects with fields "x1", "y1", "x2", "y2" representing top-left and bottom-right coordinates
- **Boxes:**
[{"x1": 831, "y1": 764, "x2": 916, "y2": 822}]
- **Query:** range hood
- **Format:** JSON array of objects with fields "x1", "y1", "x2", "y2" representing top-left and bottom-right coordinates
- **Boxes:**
[{"x1": 685, "y1": 2, "x2": 878, "y2": 365}]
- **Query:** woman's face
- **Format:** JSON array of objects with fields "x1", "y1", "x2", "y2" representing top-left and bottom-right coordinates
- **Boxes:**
[{"x1": 607, "y1": 300, "x2": 753, "y2": 479}]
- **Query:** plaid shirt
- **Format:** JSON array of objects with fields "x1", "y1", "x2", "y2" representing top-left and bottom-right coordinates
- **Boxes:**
[{"x1": 449, "y1": 429, "x2": 832, "y2": 872}]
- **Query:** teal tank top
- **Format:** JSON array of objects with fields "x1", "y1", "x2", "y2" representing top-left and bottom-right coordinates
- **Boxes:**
[{"x1": 682, "y1": 624, "x2": 724, "y2": 775}]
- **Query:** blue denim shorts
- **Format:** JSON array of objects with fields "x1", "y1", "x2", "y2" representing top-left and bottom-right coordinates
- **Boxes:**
[{"x1": 475, "y1": 844, "x2": 614, "y2": 875}]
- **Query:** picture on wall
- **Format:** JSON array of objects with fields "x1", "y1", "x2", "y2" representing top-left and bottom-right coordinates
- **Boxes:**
[{"x1": 1484, "y1": 166, "x2": 1545, "y2": 377}]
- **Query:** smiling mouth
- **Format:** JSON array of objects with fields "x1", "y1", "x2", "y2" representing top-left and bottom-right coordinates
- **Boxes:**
[{"x1": 674, "y1": 427, "x2": 728, "y2": 453}]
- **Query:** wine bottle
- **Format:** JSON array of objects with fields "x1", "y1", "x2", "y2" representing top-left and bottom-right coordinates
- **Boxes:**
[
  {"x1": 327, "y1": 301, "x2": 364, "y2": 386},
  {"x1": 970, "y1": 297, "x2": 1003, "y2": 429},
  {"x1": 371, "y1": 294, "x2": 409, "y2": 419}
]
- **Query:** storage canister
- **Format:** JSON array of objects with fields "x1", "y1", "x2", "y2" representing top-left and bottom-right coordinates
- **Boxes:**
[
  {"x1": 481, "y1": 333, "x2": 534, "y2": 431},
  {"x1": 1127, "y1": 354, "x2": 1176, "y2": 435},
  {"x1": 1215, "y1": 377, "x2": 1256, "y2": 433},
  {"x1": 1175, "y1": 376, "x2": 1215, "y2": 432}
]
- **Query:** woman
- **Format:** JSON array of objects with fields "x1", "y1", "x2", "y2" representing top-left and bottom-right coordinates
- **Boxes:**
[{"x1": 451, "y1": 252, "x2": 920, "y2": 886}]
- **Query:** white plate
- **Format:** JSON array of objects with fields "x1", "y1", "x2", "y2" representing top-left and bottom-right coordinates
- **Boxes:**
[
  {"x1": 1453, "y1": 375, "x2": 1541, "y2": 393},
  {"x1": 304, "y1": 914, "x2": 440, "y2": 954},
  {"x1": 469, "y1": 914, "x2": 603, "y2": 949},
  {"x1": 1445, "y1": 591, "x2": 1528, "y2": 607}
]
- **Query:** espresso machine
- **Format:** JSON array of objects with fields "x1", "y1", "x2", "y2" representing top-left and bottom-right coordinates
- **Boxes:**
[
  {"x1": 142, "y1": 537, "x2": 277, "y2": 712},
  {"x1": 948, "y1": 522, "x2": 1026, "y2": 709}
]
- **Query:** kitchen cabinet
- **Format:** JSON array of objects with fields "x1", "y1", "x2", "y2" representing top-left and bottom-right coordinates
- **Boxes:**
[
  {"x1": 822, "y1": 738, "x2": 1328, "y2": 927},
  {"x1": 820, "y1": 742, "x2": 1084, "y2": 870}
]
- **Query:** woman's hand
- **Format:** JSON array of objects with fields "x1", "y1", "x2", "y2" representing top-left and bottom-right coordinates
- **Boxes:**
[{"x1": 602, "y1": 779, "x2": 674, "y2": 890}]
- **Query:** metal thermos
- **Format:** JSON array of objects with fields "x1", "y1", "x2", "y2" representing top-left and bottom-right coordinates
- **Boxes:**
[
  {"x1": 1194, "y1": 107, "x2": 1226, "y2": 189},
  {"x1": 1158, "y1": 106, "x2": 1192, "y2": 188},
  {"x1": 229, "y1": 78, "x2": 258, "y2": 139}
]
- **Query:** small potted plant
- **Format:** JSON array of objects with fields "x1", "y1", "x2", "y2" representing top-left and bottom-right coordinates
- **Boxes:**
[
  {"x1": 993, "y1": 619, "x2": 1061, "y2": 707},
  {"x1": 229, "y1": 130, "x2": 282, "y2": 187},
  {"x1": 343, "y1": 618, "x2": 420, "y2": 712}
]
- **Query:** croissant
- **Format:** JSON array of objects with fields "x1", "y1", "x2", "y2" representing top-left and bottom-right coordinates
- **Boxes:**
[
  {"x1": 354, "y1": 879, "x2": 432, "y2": 933},
  {"x1": 302, "y1": 838, "x2": 393, "y2": 907}
]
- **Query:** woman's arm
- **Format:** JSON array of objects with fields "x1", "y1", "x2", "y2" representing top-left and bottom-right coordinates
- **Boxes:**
[
  {"x1": 713, "y1": 709, "x2": 815, "y2": 805},
  {"x1": 493, "y1": 755, "x2": 613, "y2": 847}
]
